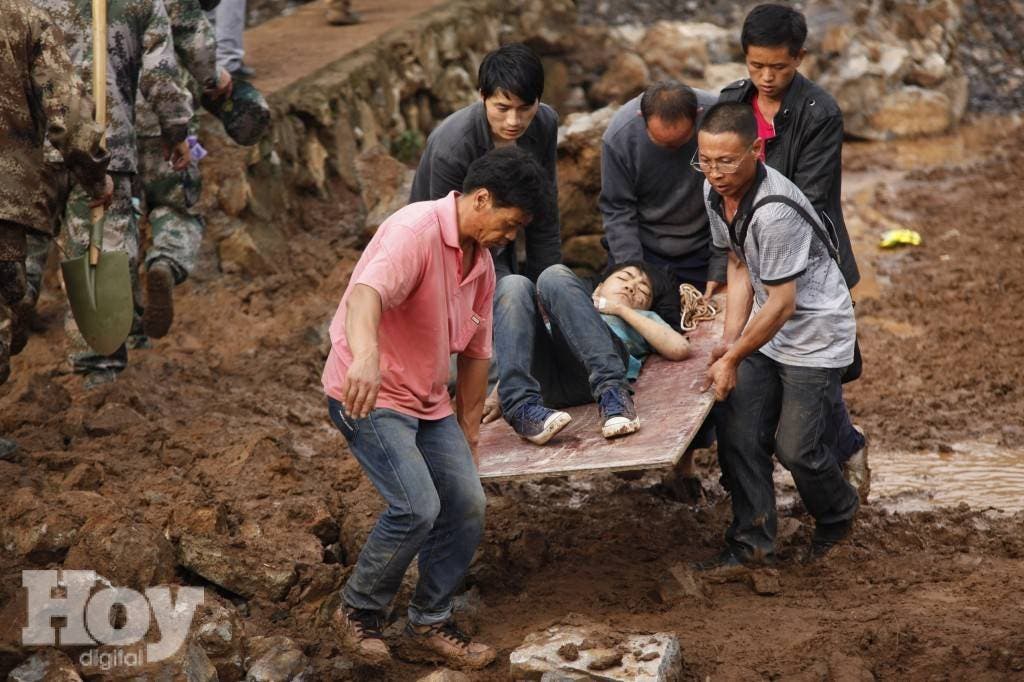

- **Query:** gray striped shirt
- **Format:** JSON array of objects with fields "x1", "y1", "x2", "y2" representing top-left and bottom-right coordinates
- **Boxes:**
[{"x1": 705, "y1": 165, "x2": 855, "y2": 369}]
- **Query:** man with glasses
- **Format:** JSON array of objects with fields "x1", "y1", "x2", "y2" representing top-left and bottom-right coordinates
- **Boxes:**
[
  {"x1": 600, "y1": 81, "x2": 723, "y2": 297},
  {"x1": 694, "y1": 102, "x2": 859, "y2": 567},
  {"x1": 717, "y1": 3, "x2": 869, "y2": 501}
]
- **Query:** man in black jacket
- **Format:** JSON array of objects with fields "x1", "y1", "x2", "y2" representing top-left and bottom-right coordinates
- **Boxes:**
[
  {"x1": 410, "y1": 43, "x2": 561, "y2": 282},
  {"x1": 717, "y1": 3, "x2": 869, "y2": 501}
]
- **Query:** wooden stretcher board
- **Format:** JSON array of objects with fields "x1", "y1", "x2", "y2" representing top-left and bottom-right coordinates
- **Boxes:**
[{"x1": 477, "y1": 309, "x2": 724, "y2": 481}]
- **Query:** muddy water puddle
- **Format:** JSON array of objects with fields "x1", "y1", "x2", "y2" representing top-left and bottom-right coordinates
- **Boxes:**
[{"x1": 869, "y1": 441, "x2": 1024, "y2": 513}]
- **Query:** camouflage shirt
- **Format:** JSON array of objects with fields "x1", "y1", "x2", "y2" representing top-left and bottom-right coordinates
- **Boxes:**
[
  {"x1": 31, "y1": 0, "x2": 193, "y2": 174},
  {"x1": 0, "y1": 0, "x2": 110, "y2": 234},
  {"x1": 136, "y1": 0, "x2": 217, "y2": 139}
]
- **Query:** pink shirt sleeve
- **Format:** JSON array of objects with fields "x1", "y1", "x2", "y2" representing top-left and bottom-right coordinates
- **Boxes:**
[
  {"x1": 462, "y1": 266, "x2": 495, "y2": 360},
  {"x1": 353, "y1": 226, "x2": 426, "y2": 311}
]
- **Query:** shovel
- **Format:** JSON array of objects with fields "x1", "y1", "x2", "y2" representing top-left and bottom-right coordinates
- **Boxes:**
[{"x1": 60, "y1": 0, "x2": 132, "y2": 356}]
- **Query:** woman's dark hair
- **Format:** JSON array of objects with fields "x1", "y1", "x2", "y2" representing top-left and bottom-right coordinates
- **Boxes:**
[
  {"x1": 462, "y1": 146, "x2": 550, "y2": 225},
  {"x1": 741, "y1": 4, "x2": 808, "y2": 57},
  {"x1": 478, "y1": 43, "x2": 545, "y2": 104},
  {"x1": 601, "y1": 260, "x2": 681, "y2": 329}
]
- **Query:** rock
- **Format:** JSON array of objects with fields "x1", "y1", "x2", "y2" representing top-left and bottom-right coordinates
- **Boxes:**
[
  {"x1": 557, "y1": 642, "x2": 579, "y2": 661},
  {"x1": 270, "y1": 496, "x2": 339, "y2": 545},
  {"x1": 590, "y1": 53, "x2": 649, "y2": 106},
  {"x1": 354, "y1": 146, "x2": 415, "y2": 237},
  {"x1": 556, "y1": 105, "x2": 617, "y2": 241},
  {"x1": 192, "y1": 598, "x2": 246, "y2": 682},
  {"x1": 640, "y1": 21, "x2": 728, "y2": 81},
  {"x1": 510, "y1": 623, "x2": 682, "y2": 681},
  {"x1": 82, "y1": 403, "x2": 145, "y2": 437},
  {"x1": 218, "y1": 173, "x2": 252, "y2": 217},
  {"x1": 562, "y1": 235, "x2": 608, "y2": 272},
  {"x1": 867, "y1": 87, "x2": 955, "y2": 138},
  {"x1": 587, "y1": 648, "x2": 624, "y2": 671},
  {"x1": 0, "y1": 488, "x2": 114, "y2": 564},
  {"x1": 748, "y1": 569, "x2": 782, "y2": 596},
  {"x1": 61, "y1": 461, "x2": 105, "y2": 491},
  {"x1": 244, "y1": 635, "x2": 310, "y2": 682},
  {"x1": 63, "y1": 515, "x2": 177, "y2": 591},
  {"x1": 217, "y1": 223, "x2": 284, "y2": 277},
  {"x1": 433, "y1": 65, "x2": 475, "y2": 113},
  {"x1": 827, "y1": 651, "x2": 875, "y2": 682},
  {"x1": 80, "y1": 640, "x2": 216, "y2": 681},
  {"x1": 657, "y1": 563, "x2": 709, "y2": 604},
  {"x1": 176, "y1": 532, "x2": 316, "y2": 601},
  {"x1": 7, "y1": 649, "x2": 81, "y2": 682},
  {"x1": 417, "y1": 669, "x2": 471, "y2": 682}
]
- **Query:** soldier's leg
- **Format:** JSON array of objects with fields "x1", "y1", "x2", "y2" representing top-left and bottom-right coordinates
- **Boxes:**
[
  {"x1": 139, "y1": 136, "x2": 204, "y2": 337},
  {"x1": 0, "y1": 221, "x2": 29, "y2": 384},
  {"x1": 62, "y1": 174, "x2": 138, "y2": 381}
]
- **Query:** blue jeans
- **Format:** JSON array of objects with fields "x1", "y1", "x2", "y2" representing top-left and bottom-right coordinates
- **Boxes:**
[
  {"x1": 493, "y1": 266, "x2": 629, "y2": 416},
  {"x1": 209, "y1": 0, "x2": 246, "y2": 71},
  {"x1": 715, "y1": 352, "x2": 859, "y2": 559},
  {"x1": 327, "y1": 398, "x2": 485, "y2": 625}
]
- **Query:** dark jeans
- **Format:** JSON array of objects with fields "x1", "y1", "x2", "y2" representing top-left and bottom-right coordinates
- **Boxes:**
[
  {"x1": 493, "y1": 265, "x2": 630, "y2": 416},
  {"x1": 715, "y1": 352, "x2": 859, "y2": 558},
  {"x1": 833, "y1": 384, "x2": 865, "y2": 462},
  {"x1": 327, "y1": 398, "x2": 485, "y2": 625},
  {"x1": 642, "y1": 245, "x2": 709, "y2": 292}
]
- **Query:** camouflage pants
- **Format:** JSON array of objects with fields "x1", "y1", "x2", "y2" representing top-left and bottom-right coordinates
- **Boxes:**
[
  {"x1": 138, "y1": 135, "x2": 204, "y2": 284},
  {"x1": 0, "y1": 221, "x2": 29, "y2": 385},
  {"x1": 63, "y1": 173, "x2": 138, "y2": 374},
  {"x1": 23, "y1": 163, "x2": 69, "y2": 306}
]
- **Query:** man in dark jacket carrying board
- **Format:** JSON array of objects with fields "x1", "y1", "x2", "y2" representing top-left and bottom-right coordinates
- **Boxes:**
[{"x1": 717, "y1": 3, "x2": 870, "y2": 501}]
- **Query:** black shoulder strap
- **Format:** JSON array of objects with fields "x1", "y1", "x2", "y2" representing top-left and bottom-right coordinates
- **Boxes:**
[{"x1": 750, "y1": 194, "x2": 842, "y2": 269}]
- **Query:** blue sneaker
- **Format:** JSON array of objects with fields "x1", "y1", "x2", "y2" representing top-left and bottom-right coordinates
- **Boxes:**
[
  {"x1": 598, "y1": 387, "x2": 640, "y2": 439},
  {"x1": 508, "y1": 400, "x2": 571, "y2": 445}
]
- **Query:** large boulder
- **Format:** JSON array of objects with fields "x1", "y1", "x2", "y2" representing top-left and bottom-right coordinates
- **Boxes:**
[
  {"x1": 556, "y1": 105, "x2": 618, "y2": 243},
  {"x1": 590, "y1": 53, "x2": 649, "y2": 106},
  {"x1": 63, "y1": 515, "x2": 177, "y2": 591},
  {"x1": 354, "y1": 146, "x2": 415, "y2": 238},
  {"x1": 0, "y1": 488, "x2": 115, "y2": 564}
]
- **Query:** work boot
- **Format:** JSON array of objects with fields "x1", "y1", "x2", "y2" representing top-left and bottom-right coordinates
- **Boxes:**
[
  {"x1": 806, "y1": 517, "x2": 855, "y2": 562},
  {"x1": 143, "y1": 261, "x2": 175, "y2": 338},
  {"x1": 692, "y1": 546, "x2": 773, "y2": 573},
  {"x1": 598, "y1": 386, "x2": 639, "y2": 439},
  {"x1": 400, "y1": 620, "x2": 496, "y2": 670},
  {"x1": 507, "y1": 400, "x2": 571, "y2": 445},
  {"x1": 843, "y1": 425, "x2": 871, "y2": 503},
  {"x1": 331, "y1": 605, "x2": 390, "y2": 666},
  {"x1": 228, "y1": 63, "x2": 255, "y2": 80}
]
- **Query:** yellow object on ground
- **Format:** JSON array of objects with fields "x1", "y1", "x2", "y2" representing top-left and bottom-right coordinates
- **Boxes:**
[{"x1": 879, "y1": 228, "x2": 923, "y2": 248}]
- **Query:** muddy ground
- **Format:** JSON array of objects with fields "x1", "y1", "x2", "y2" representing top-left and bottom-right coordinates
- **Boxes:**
[{"x1": 3, "y1": 114, "x2": 1023, "y2": 679}]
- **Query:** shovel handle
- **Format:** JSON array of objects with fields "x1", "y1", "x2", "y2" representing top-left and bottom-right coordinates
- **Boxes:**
[{"x1": 89, "y1": 0, "x2": 107, "y2": 267}]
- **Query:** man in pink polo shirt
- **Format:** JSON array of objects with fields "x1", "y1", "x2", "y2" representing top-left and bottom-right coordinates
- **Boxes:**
[{"x1": 322, "y1": 146, "x2": 549, "y2": 670}]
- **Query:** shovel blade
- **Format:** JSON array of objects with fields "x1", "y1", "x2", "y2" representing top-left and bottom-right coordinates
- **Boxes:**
[{"x1": 61, "y1": 251, "x2": 133, "y2": 356}]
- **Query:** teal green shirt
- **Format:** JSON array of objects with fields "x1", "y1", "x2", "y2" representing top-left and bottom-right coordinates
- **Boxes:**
[{"x1": 601, "y1": 310, "x2": 672, "y2": 381}]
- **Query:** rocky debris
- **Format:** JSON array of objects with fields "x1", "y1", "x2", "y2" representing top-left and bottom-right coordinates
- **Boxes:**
[
  {"x1": 639, "y1": 20, "x2": 739, "y2": 82},
  {"x1": 79, "y1": 640, "x2": 216, "y2": 681},
  {"x1": 562, "y1": 235, "x2": 607, "y2": 275},
  {"x1": 590, "y1": 53, "x2": 649, "y2": 105},
  {"x1": 354, "y1": 146, "x2": 415, "y2": 238},
  {"x1": 243, "y1": 635, "x2": 310, "y2": 682},
  {"x1": 656, "y1": 563, "x2": 710, "y2": 605},
  {"x1": 63, "y1": 515, "x2": 177, "y2": 591},
  {"x1": 191, "y1": 597, "x2": 247, "y2": 682},
  {"x1": 556, "y1": 105, "x2": 618, "y2": 250},
  {"x1": 959, "y1": 0, "x2": 1024, "y2": 112},
  {"x1": 61, "y1": 461, "x2": 105, "y2": 491},
  {"x1": 509, "y1": 621, "x2": 683, "y2": 681},
  {"x1": 748, "y1": 569, "x2": 782, "y2": 596},
  {"x1": 7, "y1": 649, "x2": 81, "y2": 682},
  {"x1": 0, "y1": 488, "x2": 114, "y2": 564},
  {"x1": 217, "y1": 223, "x2": 285, "y2": 277},
  {"x1": 82, "y1": 403, "x2": 146, "y2": 437},
  {"x1": 176, "y1": 532, "x2": 308, "y2": 602},
  {"x1": 416, "y1": 669, "x2": 471, "y2": 682}
]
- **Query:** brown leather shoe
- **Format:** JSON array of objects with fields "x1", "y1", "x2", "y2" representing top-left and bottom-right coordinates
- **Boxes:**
[
  {"x1": 399, "y1": 620, "x2": 496, "y2": 670},
  {"x1": 331, "y1": 606, "x2": 391, "y2": 666}
]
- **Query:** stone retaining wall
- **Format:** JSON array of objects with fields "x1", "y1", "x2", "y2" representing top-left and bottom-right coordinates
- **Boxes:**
[{"x1": 203, "y1": 0, "x2": 577, "y2": 276}]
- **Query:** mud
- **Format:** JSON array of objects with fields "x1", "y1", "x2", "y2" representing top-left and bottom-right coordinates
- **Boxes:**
[{"x1": 5, "y1": 8, "x2": 1024, "y2": 678}]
